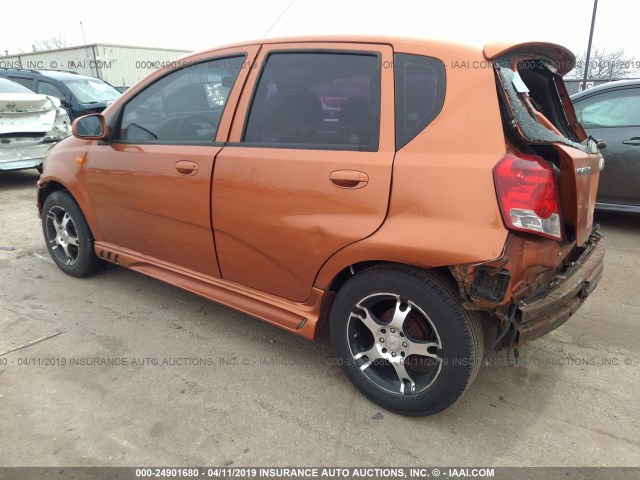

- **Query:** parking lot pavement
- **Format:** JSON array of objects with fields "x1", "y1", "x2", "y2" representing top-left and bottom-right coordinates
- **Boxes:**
[{"x1": 0, "y1": 169, "x2": 638, "y2": 467}]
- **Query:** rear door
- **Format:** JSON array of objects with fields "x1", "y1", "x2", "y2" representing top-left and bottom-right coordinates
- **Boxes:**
[
  {"x1": 212, "y1": 42, "x2": 395, "y2": 302},
  {"x1": 572, "y1": 85, "x2": 640, "y2": 207}
]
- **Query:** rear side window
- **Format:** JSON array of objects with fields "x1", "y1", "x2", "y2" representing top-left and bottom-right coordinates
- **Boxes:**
[
  {"x1": 8, "y1": 77, "x2": 33, "y2": 90},
  {"x1": 574, "y1": 88, "x2": 640, "y2": 127},
  {"x1": 37, "y1": 81, "x2": 65, "y2": 99},
  {"x1": 394, "y1": 54, "x2": 446, "y2": 149},
  {"x1": 243, "y1": 52, "x2": 381, "y2": 151}
]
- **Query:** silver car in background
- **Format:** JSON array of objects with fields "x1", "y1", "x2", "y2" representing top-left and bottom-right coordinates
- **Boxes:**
[{"x1": 0, "y1": 78, "x2": 70, "y2": 172}]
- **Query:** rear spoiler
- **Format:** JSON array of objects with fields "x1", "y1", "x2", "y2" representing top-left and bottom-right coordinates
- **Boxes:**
[{"x1": 483, "y1": 42, "x2": 575, "y2": 76}]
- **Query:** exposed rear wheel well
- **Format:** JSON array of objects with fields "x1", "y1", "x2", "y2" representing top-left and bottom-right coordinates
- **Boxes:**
[
  {"x1": 328, "y1": 262, "x2": 498, "y2": 348},
  {"x1": 328, "y1": 262, "x2": 458, "y2": 295},
  {"x1": 320, "y1": 262, "x2": 462, "y2": 338}
]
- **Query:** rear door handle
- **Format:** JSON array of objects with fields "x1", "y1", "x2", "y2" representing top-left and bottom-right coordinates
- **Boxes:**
[
  {"x1": 622, "y1": 137, "x2": 640, "y2": 146},
  {"x1": 175, "y1": 160, "x2": 198, "y2": 175},
  {"x1": 329, "y1": 170, "x2": 369, "y2": 189}
]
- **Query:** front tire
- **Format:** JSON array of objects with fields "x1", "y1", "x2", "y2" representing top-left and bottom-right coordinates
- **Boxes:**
[
  {"x1": 330, "y1": 265, "x2": 483, "y2": 416},
  {"x1": 42, "y1": 191, "x2": 105, "y2": 277}
]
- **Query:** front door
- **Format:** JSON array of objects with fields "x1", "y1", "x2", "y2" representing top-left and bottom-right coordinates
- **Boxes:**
[{"x1": 85, "y1": 49, "x2": 257, "y2": 276}]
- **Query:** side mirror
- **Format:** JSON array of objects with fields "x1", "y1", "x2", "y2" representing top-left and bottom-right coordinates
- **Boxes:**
[{"x1": 72, "y1": 114, "x2": 108, "y2": 140}]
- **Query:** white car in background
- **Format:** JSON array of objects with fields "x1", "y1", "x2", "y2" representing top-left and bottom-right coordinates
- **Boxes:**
[{"x1": 0, "y1": 78, "x2": 70, "y2": 172}]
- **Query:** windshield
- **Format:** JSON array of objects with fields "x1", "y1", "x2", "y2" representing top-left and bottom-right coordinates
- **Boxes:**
[
  {"x1": 0, "y1": 78, "x2": 34, "y2": 94},
  {"x1": 62, "y1": 78, "x2": 121, "y2": 103}
]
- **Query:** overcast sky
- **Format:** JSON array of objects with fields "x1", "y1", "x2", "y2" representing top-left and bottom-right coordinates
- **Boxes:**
[{"x1": 2, "y1": 0, "x2": 639, "y2": 63}]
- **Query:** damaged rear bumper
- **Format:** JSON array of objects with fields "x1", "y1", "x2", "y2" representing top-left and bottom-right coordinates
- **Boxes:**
[
  {"x1": 451, "y1": 230, "x2": 605, "y2": 348},
  {"x1": 516, "y1": 235, "x2": 604, "y2": 344}
]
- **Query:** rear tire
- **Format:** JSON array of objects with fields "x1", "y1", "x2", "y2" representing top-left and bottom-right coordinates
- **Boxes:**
[
  {"x1": 42, "y1": 191, "x2": 105, "y2": 277},
  {"x1": 330, "y1": 265, "x2": 483, "y2": 416}
]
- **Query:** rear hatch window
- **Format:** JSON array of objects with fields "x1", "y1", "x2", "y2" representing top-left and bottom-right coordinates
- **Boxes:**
[{"x1": 495, "y1": 57, "x2": 595, "y2": 153}]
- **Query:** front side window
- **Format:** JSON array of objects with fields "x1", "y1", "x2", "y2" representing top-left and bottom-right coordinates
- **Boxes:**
[
  {"x1": 574, "y1": 88, "x2": 640, "y2": 128},
  {"x1": 244, "y1": 52, "x2": 381, "y2": 150},
  {"x1": 120, "y1": 55, "x2": 246, "y2": 143}
]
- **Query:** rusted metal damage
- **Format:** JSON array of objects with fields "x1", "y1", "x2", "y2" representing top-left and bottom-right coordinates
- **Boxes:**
[{"x1": 450, "y1": 229, "x2": 604, "y2": 349}]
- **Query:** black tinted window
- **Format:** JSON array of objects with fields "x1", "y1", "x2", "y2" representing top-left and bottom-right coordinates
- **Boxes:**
[
  {"x1": 244, "y1": 52, "x2": 380, "y2": 150},
  {"x1": 8, "y1": 77, "x2": 33, "y2": 91},
  {"x1": 394, "y1": 54, "x2": 446, "y2": 149},
  {"x1": 120, "y1": 56, "x2": 245, "y2": 143},
  {"x1": 37, "y1": 81, "x2": 65, "y2": 99}
]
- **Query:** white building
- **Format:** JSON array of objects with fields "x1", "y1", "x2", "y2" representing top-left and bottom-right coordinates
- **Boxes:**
[{"x1": 0, "y1": 44, "x2": 191, "y2": 90}]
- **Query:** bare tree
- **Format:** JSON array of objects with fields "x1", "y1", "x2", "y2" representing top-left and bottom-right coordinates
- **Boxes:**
[
  {"x1": 21, "y1": 35, "x2": 68, "y2": 53},
  {"x1": 568, "y1": 47, "x2": 638, "y2": 80}
]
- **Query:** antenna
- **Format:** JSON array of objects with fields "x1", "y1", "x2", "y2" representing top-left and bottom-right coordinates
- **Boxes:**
[
  {"x1": 582, "y1": 0, "x2": 598, "y2": 90},
  {"x1": 263, "y1": 0, "x2": 296, "y2": 37},
  {"x1": 80, "y1": 21, "x2": 87, "y2": 45}
]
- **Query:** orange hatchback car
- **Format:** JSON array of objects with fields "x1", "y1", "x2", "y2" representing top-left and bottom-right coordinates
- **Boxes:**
[{"x1": 38, "y1": 37, "x2": 605, "y2": 415}]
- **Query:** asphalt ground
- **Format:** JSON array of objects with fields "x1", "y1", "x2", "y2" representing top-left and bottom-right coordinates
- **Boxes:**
[{"x1": 0, "y1": 169, "x2": 638, "y2": 467}]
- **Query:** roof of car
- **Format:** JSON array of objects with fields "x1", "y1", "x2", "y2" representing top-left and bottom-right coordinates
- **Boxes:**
[
  {"x1": 33, "y1": 70, "x2": 95, "y2": 81},
  {"x1": 0, "y1": 68, "x2": 99, "y2": 81},
  {"x1": 184, "y1": 36, "x2": 573, "y2": 68},
  {"x1": 571, "y1": 78, "x2": 640, "y2": 100}
]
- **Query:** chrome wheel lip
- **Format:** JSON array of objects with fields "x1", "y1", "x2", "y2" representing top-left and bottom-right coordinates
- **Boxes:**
[
  {"x1": 45, "y1": 205, "x2": 80, "y2": 266},
  {"x1": 346, "y1": 292, "x2": 443, "y2": 396}
]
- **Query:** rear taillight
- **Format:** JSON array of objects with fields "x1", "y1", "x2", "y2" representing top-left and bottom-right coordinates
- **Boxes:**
[{"x1": 493, "y1": 153, "x2": 563, "y2": 240}]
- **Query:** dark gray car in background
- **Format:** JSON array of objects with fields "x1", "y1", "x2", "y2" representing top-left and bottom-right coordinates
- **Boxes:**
[
  {"x1": 0, "y1": 69, "x2": 121, "y2": 122},
  {"x1": 571, "y1": 79, "x2": 640, "y2": 213}
]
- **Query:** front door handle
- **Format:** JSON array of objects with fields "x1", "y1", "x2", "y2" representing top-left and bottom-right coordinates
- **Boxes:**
[
  {"x1": 175, "y1": 160, "x2": 198, "y2": 175},
  {"x1": 329, "y1": 170, "x2": 369, "y2": 189},
  {"x1": 622, "y1": 137, "x2": 640, "y2": 146}
]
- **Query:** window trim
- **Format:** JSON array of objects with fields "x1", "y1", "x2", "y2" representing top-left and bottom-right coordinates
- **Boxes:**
[
  {"x1": 240, "y1": 49, "x2": 382, "y2": 152},
  {"x1": 225, "y1": 141, "x2": 370, "y2": 152},
  {"x1": 112, "y1": 53, "x2": 248, "y2": 146}
]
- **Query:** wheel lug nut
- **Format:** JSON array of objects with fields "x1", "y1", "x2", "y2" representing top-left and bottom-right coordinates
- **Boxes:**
[
  {"x1": 402, "y1": 342, "x2": 407, "y2": 347},
  {"x1": 390, "y1": 328, "x2": 395, "y2": 333},
  {"x1": 379, "y1": 338, "x2": 384, "y2": 343},
  {"x1": 391, "y1": 352, "x2": 396, "y2": 357}
]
